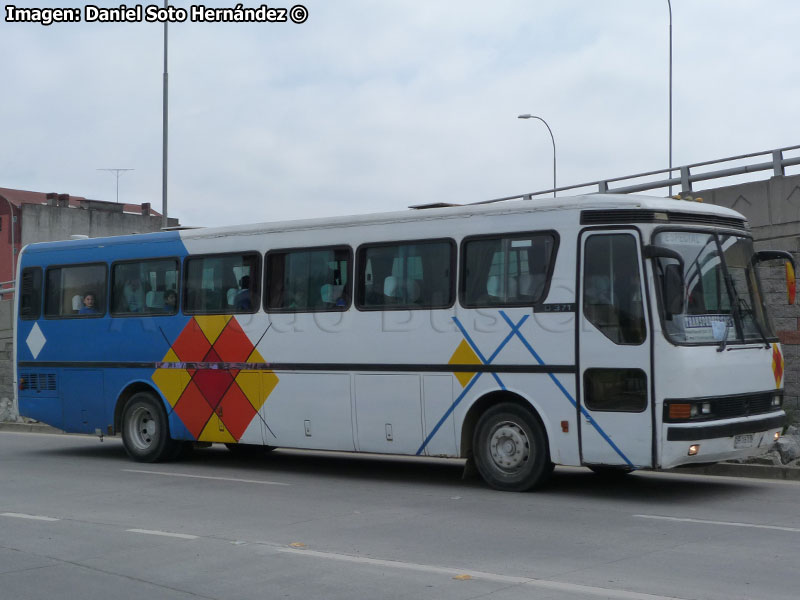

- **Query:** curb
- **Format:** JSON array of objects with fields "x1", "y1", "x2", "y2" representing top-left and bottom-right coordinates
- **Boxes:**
[
  {"x1": 669, "y1": 462, "x2": 800, "y2": 482},
  {"x1": 0, "y1": 421, "x2": 63, "y2": 434}
]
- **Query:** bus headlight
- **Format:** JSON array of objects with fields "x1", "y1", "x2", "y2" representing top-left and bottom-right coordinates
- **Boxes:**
[{"x1": 771, "y1": 394, "x2": 782, "y2": 408}]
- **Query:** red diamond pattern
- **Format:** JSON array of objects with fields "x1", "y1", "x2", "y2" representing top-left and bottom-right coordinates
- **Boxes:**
[
  {"x1": 174, "y1": 381, "x2": 214, "y2": 439},
  {"x1": 214, "y1": 318, "x2": 253, "y2": 363},
  {"x1": 217, "y1": 385, "x2": 257, "y2": 440},
  {"x1": 171, "y1": 320, "x2": 211, "y2": 362},
  {"x1": 164, "y1": 316, "x2": 276, "y2": 442}
]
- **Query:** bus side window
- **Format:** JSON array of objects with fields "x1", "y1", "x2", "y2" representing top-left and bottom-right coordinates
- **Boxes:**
[
  {"x1": 461, "y1": 233, "x2": 556, "y2": 307},
  {"x1": 112, "y1": 259, "x2": 179, "y2": 316},
  {"x1": 184, "y1": 253, "x2": 260, "y2": 315},
  {"x1": 266, "y1": 246, "x2": 351, "y2": 312},
  {"x1": 44, "y1": 264, "x2": 107, "y2": 318},
  {"x1": 356, "y1": 240, "x2": 454, "y2": 311},
  {"x1": 19, "y1": 267, "x2": 43, "y2": 320}
]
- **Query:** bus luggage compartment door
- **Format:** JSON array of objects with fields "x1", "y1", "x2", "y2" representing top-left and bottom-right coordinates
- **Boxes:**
[
  {"x1": 61, "y1": 369, "x2": 105, "y2": 434},
  {"x1": 578, "y1": 230, "x2": 653, "y2": 468}
]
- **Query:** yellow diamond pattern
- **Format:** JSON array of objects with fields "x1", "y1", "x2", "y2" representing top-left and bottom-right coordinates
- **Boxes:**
[
  {"x1": 198, "y1": 414, "x2": 237, "y2": 443},
  {"x1": 151, "y1": 348, "x2": 191, "y2": 407},
  {"x1": 235, "y1": 371, "x2": 263, "y2": 412},
  {"x1": 449, "y1": 338, "x2": 481, "y2": 387},
  {"x1": 233, "y1": 348, "x2": 280, "y2": 412},
  {"x1": 194, "y1": 315, "x2": 231, "y2": 345}
]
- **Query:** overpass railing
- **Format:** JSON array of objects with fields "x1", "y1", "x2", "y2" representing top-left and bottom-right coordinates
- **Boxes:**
[{"x1": 471, "y1": 143, "x2": 800, "y2": 205}]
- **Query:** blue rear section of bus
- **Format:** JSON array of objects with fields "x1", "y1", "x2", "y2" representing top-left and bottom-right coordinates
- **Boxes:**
[{"x1": 16, "y1": 232, "x2": 191, "y2": 437}]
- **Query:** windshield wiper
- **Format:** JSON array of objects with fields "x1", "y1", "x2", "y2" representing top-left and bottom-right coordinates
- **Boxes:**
[
  {"x1": 734, "y1": 295, "x2": 771, "y2": 349},
  {"x1": 717, "y1": 275, "x2": 769, "y2": 351},
  {"x1": 717, "y1": 315, "x2": 732, "y2": 352}
]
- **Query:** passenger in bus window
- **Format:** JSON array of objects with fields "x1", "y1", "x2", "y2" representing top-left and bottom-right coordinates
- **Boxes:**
[
  {"x1": 79, "y1": 293, "x2": 98, "y2": 315},
  {"x1": 123, "y1": 277, "x2": 145, "y2": 312},
  {"x1": 164, "y1": 290, "x2": 177, "y2": 312},
  {"x1": 288, "y1": 288, "x2": 307, "y2": 310},
  {"x1": 234, "y1": 276, "x2": 252, "y2": 310}
]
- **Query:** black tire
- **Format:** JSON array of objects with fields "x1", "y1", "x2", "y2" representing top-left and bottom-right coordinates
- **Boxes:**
[
  {"x1": 224, "y1": 443, "x2": 275, "y2": 456},
  {"x1": 121, "y1": 392, "x2": 179, "y2": 462},
  {"x1": 473, "y1": 403, "x2": 553, "y2": 492},
  {"x1": 588, "y1": 465, "x2": 634, "y2": 478}
]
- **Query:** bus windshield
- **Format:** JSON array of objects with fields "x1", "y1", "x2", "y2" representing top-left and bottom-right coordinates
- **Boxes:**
[{"x1": 652, "y1": 230, "x2": 773, "y2": 345}]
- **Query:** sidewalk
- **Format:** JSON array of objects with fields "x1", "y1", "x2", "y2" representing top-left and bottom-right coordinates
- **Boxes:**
[{"x1": 2, "y1": 420, "x2": 798, "y2": 482}]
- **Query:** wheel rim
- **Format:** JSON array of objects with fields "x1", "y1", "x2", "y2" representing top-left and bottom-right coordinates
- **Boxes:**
[
  {"x1": 126, "y1": 405, "x2": 159, "y2": 452},
  {"x1": 488, "y1": 420, "x2": 530, "y2": 473}
]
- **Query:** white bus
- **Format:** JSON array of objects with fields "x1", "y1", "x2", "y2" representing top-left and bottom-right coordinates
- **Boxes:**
[{"x1": 15, "y1": 194, "x2": 793, "y2": 491}]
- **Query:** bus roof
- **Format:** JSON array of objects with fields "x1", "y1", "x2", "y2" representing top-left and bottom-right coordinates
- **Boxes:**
[{"x1": 22, "y1": 193, "x2": 745, "y2": 253}]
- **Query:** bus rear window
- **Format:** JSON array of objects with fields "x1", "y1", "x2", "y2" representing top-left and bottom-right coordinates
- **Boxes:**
[
  {"x1": 44, "y1": 264, "x2": 107, "y2": 317},
  {"x1": 19, "y1": 267, "x2": 42, "y2": 320},
  {"x1": 461, "y1": 233, "x2": 557, "y2": 307}
]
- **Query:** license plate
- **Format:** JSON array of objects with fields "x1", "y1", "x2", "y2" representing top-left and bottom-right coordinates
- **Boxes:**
[{"x1": 734, "y1": 433, "x2": 754, "y2": 448}]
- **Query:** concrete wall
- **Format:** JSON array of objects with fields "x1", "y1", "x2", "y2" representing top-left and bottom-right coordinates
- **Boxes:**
[
  {"x1": 697, "y1": 174, "x2": 800, "y2": 422},
  {"x1": 21, "y1": 203, "x2": 174, "y2": 245},
  {"x1": 0, "y1": 300, "x2": 15, "y2": 421}
]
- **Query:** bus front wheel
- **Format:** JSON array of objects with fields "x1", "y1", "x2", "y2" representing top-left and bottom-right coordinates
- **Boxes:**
[
  {"x1": 473, "y1": 403, "x2": 553, "y2": 492},
  {"x1": 121, "y1": 392, "x2": 178, "y2": 462}
]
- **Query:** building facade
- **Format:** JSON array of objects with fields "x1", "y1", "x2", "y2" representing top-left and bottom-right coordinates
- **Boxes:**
[
  {"x1": 0, "y1": 186, "x2": 180, "y2": 420},
  {"x1": 0, "y1": 187, "x2": 178, "y2": 293}
]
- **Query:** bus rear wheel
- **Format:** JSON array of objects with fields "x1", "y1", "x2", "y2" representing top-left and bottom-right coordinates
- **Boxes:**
[
  {"x1": 473, "y1": 403, "x2": 552, "y2": 492},
  {"x1": 121, "y1": 392, "x2": 178, "y2": 462}
]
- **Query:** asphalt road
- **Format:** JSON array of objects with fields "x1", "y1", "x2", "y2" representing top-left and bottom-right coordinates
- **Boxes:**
[{"x1": 1, "y1": 431, "x2": 798, "y2": 600}]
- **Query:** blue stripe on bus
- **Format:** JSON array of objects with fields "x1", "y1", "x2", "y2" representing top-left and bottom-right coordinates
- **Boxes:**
[
  {"x1": 416, "y1": 314, "x2": 527, "y2": 455},
  {"x1": 498, "y1": 311, "x2": 634, "y2": 468}
]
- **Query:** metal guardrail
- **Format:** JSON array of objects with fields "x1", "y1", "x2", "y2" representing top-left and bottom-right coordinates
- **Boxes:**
[
  {"x1": 472, "y1": 144, "x2": 800, "y2": 205},
  {"x1": 0, "y1": 280, "x2": 15, "y2": 298}
]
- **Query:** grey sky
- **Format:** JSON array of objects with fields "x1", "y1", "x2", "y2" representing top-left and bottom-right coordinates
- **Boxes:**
[{"x1": 2, "y1": 1, "x2": 799, "y2": 226}]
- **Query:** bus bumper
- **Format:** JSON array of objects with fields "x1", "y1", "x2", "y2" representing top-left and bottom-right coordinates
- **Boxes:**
[{"x1": 660, "y1": 412, "x2": 785, "y2": 469}]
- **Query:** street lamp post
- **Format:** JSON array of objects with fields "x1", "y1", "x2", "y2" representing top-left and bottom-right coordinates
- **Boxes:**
[
  {"x1": 517, "y1": 114, "x2": 557, "y2": 197},
  {"x1": 162, "y1": 0, "x2": 169, "y2": 229},
  {"x1": 667, "y1": 0, "x2": 673, "y2": 196}
]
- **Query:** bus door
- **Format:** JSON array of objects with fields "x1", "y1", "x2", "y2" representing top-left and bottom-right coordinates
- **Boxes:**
[{"x1": 578, "y1": 230, "x2": 653, "y2": 468}]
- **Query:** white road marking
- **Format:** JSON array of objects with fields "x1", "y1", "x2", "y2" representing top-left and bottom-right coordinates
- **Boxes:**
[
  {"x1": 126, "y1": 529, "x2": 199, "y2": 540},
  {"x1": 634, "y1": 514, "x2": 800, "y2": 533},
  {"x1": 270, "y1": 544, "x2": 689, "y2": 600},
  {"x1": 122, "y1": 469, "x2": 289, "y2": 486},
  {"x1": 0, "y1": 512, "x2": 59, "y2": 521}
]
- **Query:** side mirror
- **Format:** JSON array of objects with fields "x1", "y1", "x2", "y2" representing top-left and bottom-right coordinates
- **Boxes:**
[{"x1": 755, "y1": 250, "x2": 796, "y2": 305}]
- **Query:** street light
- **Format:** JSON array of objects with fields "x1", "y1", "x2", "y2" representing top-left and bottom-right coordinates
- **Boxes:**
[{"x1": 517, "y1": 114, "x2": 557, "y2": 197}]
